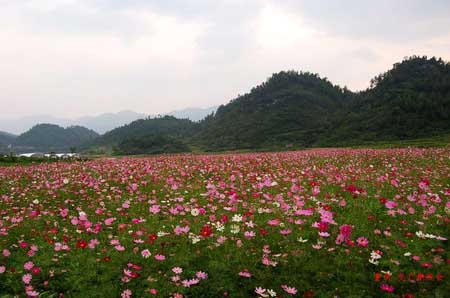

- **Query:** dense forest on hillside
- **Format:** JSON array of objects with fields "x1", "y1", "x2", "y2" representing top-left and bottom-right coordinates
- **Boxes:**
[
  {"x1": 3, "y1": 56, "x2": 449, "y2": 155},
  {"x1": 89, "y1": 56, "x2": 450, "y2": 154},
  {"x1": 13, "y1": 124, "x2": 99, "y2": 153}
]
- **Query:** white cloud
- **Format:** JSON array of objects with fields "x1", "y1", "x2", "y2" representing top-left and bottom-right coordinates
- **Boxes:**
[{"x1": 0, "y1": 0, "x2": 449, "y2": 120}]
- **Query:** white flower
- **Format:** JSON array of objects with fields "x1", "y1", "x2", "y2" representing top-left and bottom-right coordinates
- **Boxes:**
[
  {"x1": 369, "y1": 258, "x2": 379, "y2": 265},
  {"x1": 267, "y1": 289, "x2": 277, "y2": 297},
  {"x1": 32, "y1": 199, "x2": 39, "y2": 204},
  {"x1": 232, "y1": 214, "x2": 243, "y2": 222},
  {"x1": 157, "y1": 231, "x2": 170, "y2": 237},
  {"x1": 245, "y1": 221, "x2": 255, "y2": 228},
  {"x1": 190, "y1": 208, "x2": 200, "y2": 216},
  {"x1": 230, "y1": 224, "x2": 240, "y2": 234},
  {"x1": 213, "y1": 222, "x2": 225, "y2": 232},
  {"x1": 297, "y1": 237, "x2": 308, "y2": 243},
  {"x1": 63, "y1": 178, "x2": 69, "y2": 184}
]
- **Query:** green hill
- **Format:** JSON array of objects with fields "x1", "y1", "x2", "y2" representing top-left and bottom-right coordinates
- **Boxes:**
[
  {"x1": 88, "y1": 56, "x2": 450, "y2": 154},
  {"x1": 90, "y1": 115, "x2": 195, "y2": 154},
  {"x1": 14, "y1": 124, "x2": 99, "y2": 152}
]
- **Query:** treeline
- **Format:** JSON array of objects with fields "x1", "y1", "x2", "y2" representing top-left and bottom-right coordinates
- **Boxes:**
[{"x1": 92, "y1": 56, "x2": 450, "y2": 154}]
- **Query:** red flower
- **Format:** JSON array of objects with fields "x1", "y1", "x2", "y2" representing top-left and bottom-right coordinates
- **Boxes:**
[
  {"x1": 148, "y1": 234, "x2": 158, "y2": 244},
  {"x1": 379, "y1": 197, "x2": 387, "y2": 204},
  {"x1": 259, "y1": 229, "x2": 268, "y2": 236},
  {"x1": 200, "y1": 224, "x2": 212, "y2": 237},
  {"x1": 31, "y1": 267, "x2": 41, "y2": 275},
  {"x1": 76, "y1": 240, "x2": 87, "y2": 249},
  {"x1": 318, "y1": 222, "x2": 328, "y2": 232}
]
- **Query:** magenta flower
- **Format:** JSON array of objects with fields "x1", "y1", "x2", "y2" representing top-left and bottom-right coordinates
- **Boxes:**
[{"x1": 356, "y1": 236, "x2": 369, "y2": 247}]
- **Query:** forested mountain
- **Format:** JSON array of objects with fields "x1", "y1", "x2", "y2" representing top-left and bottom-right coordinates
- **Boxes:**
[
  {"x1": 0, "y1": 131, "x2": 17, "y2": 153},
  {"x1": 13, "y1": 124, "x2": 99, "y2": 153},
  {"x1": 89, "y1": 116, "x2": 195, "y2": 154},
  {"x1": 332, "y1": 56, "x2": 450, "y2": 144},
  {"x1": 194, "y1": 71, "x2": 353, "y2": 150},
  {"x1": 89, "y1": 56, "x2": 450, "y2": 154},
  {"x1": 0, "y1": 131, "x2": 16, "y2": 145}
]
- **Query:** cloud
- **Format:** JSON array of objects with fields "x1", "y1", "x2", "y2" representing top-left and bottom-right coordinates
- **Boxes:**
[{"x1": 0, "y1": 0, "x2": 449, "y2": 120}]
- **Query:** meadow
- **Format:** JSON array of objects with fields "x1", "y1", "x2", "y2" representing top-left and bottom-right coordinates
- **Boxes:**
[{"x1": 0, "y1": 148, "x2": 449, "y2": 298}]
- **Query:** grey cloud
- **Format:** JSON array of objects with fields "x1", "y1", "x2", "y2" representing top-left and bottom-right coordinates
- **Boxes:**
[{"x1": 277, "y1": 0, "x2": 450, "y2": 41}]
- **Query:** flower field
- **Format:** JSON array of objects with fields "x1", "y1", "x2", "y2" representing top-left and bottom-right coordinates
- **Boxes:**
[{"x1": 0, "y1": 148, "x2": 449, "y2": 298}]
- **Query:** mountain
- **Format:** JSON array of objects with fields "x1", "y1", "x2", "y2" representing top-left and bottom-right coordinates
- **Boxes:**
[
  {"x1": 89, "y1": 115, "x2": 195, "y2": 154},
  {"x1": 14, "y1": 124, "x2": 99, "y2": 153},
  {"x1": 0, "y1": 115, "x2": 71, "y2": 135},
  {"x1": 0, "y1": 107, "x2": 217, "y2": 135},
  {"x1": 194, "y1": 71, "x2": 352, "y2": 150},
  {"x1": 329, "y1": 56, "x2": 450, "y2": 145},
  {"x1": 166, "y1": 106, "x2": 218, "y2": 121},
  {"x1": 0, "y1": 131, "x2": 17, "y2": 144},
  {"x1": 92, "y1": 55, "x2": 450, "y2": 154},
  {"x1": 0, "y1": 111, "x2": 146, "y2": 135},
  {"x1": 75, "y1": 110, "x2": 147, "y2": 134},
  {"x1": 0, "y1": 131, "x2": 17, "y2": 153}
]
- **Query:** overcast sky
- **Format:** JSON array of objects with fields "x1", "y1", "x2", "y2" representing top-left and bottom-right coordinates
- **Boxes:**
[{"x1": 1, "y1": 0, "x2": 449, "y2": 119}]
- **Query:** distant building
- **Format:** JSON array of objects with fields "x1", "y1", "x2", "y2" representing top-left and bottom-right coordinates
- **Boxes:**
[{"x1": 18, "y1": 153, "x2": 45, "y2": 158}]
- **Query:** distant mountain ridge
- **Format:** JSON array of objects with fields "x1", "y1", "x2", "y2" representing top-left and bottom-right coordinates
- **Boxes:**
[
  {"x1": 12, "y1": 124, "x2": 99, "y2": 153},
  {"x1": 2, "y1": 55, "x2": 449, "y2": 155},
  {"x1": 0, "y1": 107, "x2": 218, "y2": 135},
  {"x1": 0, "y1": 131, "x2": 17, "y2": 152},
  {"x1": 166, "y1": 106, "x2": 218, "y2": 121}
]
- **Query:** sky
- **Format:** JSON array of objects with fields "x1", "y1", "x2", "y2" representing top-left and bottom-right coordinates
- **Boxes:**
[{"x1": 1, "y1": 0, "x2": 449, "y2": 119}]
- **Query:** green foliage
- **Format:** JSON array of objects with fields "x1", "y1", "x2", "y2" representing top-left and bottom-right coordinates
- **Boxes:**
[
  {"x1": 113, "y1": 134, "x2": 191, "y2": 155},
  {"x1": 7, "y1": 56, "x2": 448, "y2": 155},
  {"x1": 194, "y1": 56, "x2": 450, "y2": 151},
  {"x1": 14, "y1": 124, "x2": 98, "y2": 152}
]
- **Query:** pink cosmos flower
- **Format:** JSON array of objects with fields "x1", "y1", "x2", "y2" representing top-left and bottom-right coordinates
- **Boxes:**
[
  {"x1": 244, "y1": 231, "x2": 256, "y2": 239},
  {"x1": 312, "y1": 185, "x2": 321, "y2": 196},
  {"x1": 24, "y1": 261, "x2": 34, "y2": 270},
  {"x1": 3, "y1": 249, "x2": 11, "y2": 257},
  {"x1": 267, "y1": 218, "x2": 281, "y2": 226},
  {"x1": 280, "y1": 229, "x2": 292, "y2": 235},
  {"x1": 380, "y1": 283, "x2": 394, "y2": 292},
  {"x1": 22, "y1": 273, "x2": 32, "y2": 284},
  {"x1": 196, "y1": 271, "x2": 208, "y2": 279},
  {"x1": 59, "y1": 208, "x2": 69, "y2": 218},
  {"x1": 385, "y1": 201, "x2": 397, "y2": 209},
  {"x1": 281, "y1": 284, "x2": 297, "y2": 295},
  {"x1": 0, "y1": 266, "x2": 5, "y2": 274},
  {"x1": 154, "y1": 254, "x2": 166, "y2": 261},
  {"x1": 114, "y1": 245, "x2": 125, "y2": 251},
  {"x1": 121, "y1": 289, "x2": 132, "y2": 298},
  {"x1": 104, "y1": 218, "x2": 115, "y2": 225},
  {"x1": 149, "y1": 205, "x2": 161, "y2": 214},
  {"x1": 239, "y1": 269, "x2": 252, "y2": 278},
  {"x1": 88, "y1": 239, "x2": 100, "y2": 249},
  {"x1": 172, "y1": 267, "x2": 183, "y2": 274},
  {"x1": 141, "y1": 249, "x2": 151, "y2": 258}
]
